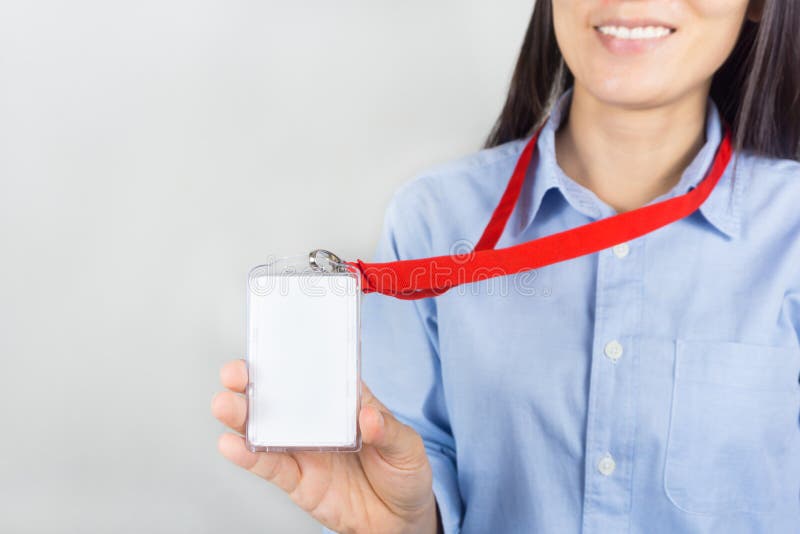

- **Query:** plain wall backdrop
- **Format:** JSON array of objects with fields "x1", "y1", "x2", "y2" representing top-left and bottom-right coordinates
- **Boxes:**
[{"x1": 0, "y1": 1, "x2": 532, "y2": 532}]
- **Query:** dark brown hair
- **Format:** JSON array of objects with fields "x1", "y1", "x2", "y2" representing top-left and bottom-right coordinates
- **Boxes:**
[{"x1": 485, "y1": 1, "x2": 800, "y2": 161}]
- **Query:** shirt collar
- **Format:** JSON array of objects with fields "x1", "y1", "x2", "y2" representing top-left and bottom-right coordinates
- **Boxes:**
[{"x1": 516, "y1": 86, "x2": 743, "y2": 239}]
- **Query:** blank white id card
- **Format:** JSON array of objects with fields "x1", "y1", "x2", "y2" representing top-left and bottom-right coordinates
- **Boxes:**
[{"x1": 246, "y1": 258, "x2": 361, "y2": 452}]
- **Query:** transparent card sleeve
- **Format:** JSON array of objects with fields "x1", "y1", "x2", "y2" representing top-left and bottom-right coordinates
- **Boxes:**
[{"x1": 245, "y1": 253, "x2": 361, "y2": 452}]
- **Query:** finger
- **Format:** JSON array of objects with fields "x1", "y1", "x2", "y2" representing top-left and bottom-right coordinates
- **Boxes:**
[
  {"x1": 359, "y1": 396, "x2": 425, "y2": 469},
  {"x1": 211, "y1": 391, "x2": 247, "y2": 434},
  {"x1": 360, "y1": 381, "x2": 389, "y2": 412},
  {"x1": 220, "y1": 359, "x2": 247, "y2": 393},
  {"x1": 218, "y1": 433, "x2": 301, "y2": 494}
]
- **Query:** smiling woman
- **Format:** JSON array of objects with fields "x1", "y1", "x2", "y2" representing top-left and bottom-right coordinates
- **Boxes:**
[
  {"x1": 487, "y1": 0, "x2": 798, "y2": 159},
  {"x1": 213, "y1": 2, "x2": 800, "y2": 533}
]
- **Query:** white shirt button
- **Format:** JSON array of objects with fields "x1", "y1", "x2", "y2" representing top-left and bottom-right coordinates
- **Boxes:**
[
  {"x1": 598, "y1": 453, "x2": 616, "y2": 476},
  {"x1": 604, "y1": 340, "x2": 623, "y2": 362},
  {"x1": 612, "y1": 242, "x2": 630, "y2": 258}
]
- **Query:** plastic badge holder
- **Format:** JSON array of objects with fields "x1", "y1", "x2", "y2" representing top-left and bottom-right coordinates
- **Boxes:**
[{"x1": 246, "y1": 251, "x2": 361, "y2": 452}]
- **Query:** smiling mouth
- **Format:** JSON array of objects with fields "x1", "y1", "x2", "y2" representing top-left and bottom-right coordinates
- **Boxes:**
[
  {"x1": 593, "y1": 25, "x2": 676, "y2": 40},
  {"x1": 592, "y1": 22, "x2": 677, "y2": 55}
]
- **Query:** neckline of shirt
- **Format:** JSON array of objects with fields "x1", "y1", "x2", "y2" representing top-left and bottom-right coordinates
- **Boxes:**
[{"x1": 513, "y1": 85, "x2": 743, "y2": 240}]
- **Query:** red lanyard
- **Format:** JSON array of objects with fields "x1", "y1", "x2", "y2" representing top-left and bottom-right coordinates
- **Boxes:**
[{"x1": 348, "y1": 120, "x2": 733, "y2": 300}]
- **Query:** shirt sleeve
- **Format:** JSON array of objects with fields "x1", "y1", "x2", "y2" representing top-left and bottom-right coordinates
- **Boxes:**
[
  {"x1": 360, "y1": 178, "x2": 463, "y2": 533},
  {"x1": 783, "y1": 289, "x2": 800, "y2": 434}
]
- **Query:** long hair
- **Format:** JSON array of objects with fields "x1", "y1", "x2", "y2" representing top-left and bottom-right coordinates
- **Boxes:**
[{"x1": 485, "y1": 1, "x2": 800, "y2": 161}]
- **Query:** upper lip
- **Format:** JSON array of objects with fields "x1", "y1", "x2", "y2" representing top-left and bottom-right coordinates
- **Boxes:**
[{"x1": 593, "y1": 18, "x2": 677, "y2": 31}]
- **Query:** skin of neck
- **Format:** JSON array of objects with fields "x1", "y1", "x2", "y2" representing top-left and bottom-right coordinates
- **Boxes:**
[{"x1": 554, "y1": 80, "x2": 711, "y2": 214}]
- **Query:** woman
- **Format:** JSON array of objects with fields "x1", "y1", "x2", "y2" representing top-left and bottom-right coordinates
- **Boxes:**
[{"x1": 213, "y1": 1, "x2": 800, "y2": 532}]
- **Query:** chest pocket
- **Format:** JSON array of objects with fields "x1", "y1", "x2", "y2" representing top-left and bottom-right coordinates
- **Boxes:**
[{"x1": 664, "y1": 339, "x2": 800, "y2": 515}]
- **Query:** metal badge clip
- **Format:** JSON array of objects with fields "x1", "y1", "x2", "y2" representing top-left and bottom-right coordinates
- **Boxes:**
[{"x1": 309, "y1": 249, "x2": 346, "y2": 273}]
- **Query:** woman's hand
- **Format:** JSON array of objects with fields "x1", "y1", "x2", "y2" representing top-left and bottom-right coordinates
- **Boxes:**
[{"x1": 211, "y1": 359, "x2": 439, "y2": 534}]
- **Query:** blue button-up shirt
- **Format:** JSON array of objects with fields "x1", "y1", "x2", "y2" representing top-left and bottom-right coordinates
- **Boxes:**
[{"x1": 340, "y1": 87, "x2": 800, "y2": 533}]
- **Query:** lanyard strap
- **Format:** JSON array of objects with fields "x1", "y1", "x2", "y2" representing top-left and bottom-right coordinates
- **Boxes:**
[{"x1": 349, "y1": 120, "x2": 733, "y2": 300}]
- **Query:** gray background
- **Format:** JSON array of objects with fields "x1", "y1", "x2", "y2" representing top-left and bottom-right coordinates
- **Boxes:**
[{"x1": 0, "y1": 1, "x2": 532, "y2": 532}]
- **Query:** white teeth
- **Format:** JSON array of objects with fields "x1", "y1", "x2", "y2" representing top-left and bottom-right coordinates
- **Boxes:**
[{"x1": 597, "y1": 25, "x2": 673, "y2": 39}]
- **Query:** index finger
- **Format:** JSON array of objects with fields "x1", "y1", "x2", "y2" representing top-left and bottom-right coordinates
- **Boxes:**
[{"x1": 220, "y1": 359, "x2": 248, "y2": 393}]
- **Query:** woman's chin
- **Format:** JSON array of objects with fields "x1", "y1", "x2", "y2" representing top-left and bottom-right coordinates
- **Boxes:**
[{"x1": 581, "y1": 78, "x2": 679, "y2": 110}]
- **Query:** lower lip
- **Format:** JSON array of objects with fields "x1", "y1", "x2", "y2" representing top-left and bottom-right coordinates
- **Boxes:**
[{"x1": 594, "y1": 27, "x2": 676, "y2": 55}]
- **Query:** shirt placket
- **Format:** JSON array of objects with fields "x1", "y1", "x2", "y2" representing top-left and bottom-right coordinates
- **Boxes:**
[{"x1": 580, "y1": 216, "x2": 645, "y2": 533}]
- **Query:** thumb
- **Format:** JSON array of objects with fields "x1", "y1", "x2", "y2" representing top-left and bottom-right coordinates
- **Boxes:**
[{"x1": 359, "y1": 388, "x2": 426, "y2": 468}]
